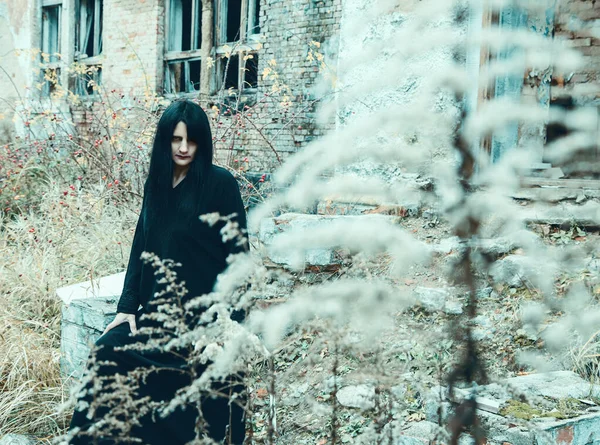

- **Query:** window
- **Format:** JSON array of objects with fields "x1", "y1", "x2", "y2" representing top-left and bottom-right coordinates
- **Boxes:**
[
  {"x1": 164, "y1": 0, "x2": 204, "y2": 94},
  {"x1": 216, "y1": 0, "x2": 260, "y2": 44},
  {"x1": 168, "y1": 0, "x2": 202, "y2": 52},
  {"x1": 76, "y1": 0, "x2": 103, "y2": 58},
  {"x1": 73, "y1": 0, "x2": 103, "y2": 96},
  {"x1": 215, "y1": 0, "x2": 261, "y2": 93},
  {"x1": 41, "y1": 1, "x2": 62, "y2": 96},
  {"x1": 164, "y1": 0, "x2": 261, "y2": 95}
]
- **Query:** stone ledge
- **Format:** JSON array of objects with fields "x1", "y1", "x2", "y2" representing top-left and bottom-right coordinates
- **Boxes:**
[
  {"x1": 425, "y1": 371, "x2": 600, "y2": 445},
  {"x1": 58, "y1": 272, "x2": 124, "y2": 380}
]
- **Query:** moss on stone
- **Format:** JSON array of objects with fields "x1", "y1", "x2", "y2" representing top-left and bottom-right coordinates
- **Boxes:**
[
  {"x1": 500, "y1": 400, "x2": 543, "y2": 420},
  {"x1": 500, "y1": 397, "x2": 585, "y2": 421}
]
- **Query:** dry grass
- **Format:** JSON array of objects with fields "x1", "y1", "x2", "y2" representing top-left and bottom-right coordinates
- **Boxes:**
[{"x1": 0, "y1": 181, "x2": 140, "y2": 438}]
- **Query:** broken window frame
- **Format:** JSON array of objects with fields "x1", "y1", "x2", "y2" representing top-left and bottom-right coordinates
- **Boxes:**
[
  {"x1": 72, "y1": 0, "x2": 104, "y2": 97},
  {"x1": 214, "y1": 0, "x2": 261, "y2": 94},
  {"x1": 164, "y1": 0, "x2": 261, "y2": 96},
  {"x1": 164, "y1": 58, "x2": 202, "y2": 94},
  {"x1": 73, "y1": 65, "x2": 103, "y2": 97},
  {"x1": 40, "y1": 0, "x2": 63, "y2": 97},
  {"x1": 164, "y1": 0, "x2": 204, "y2": 95},
  {"x1": 75, "y1": 0, "x2": 103, "y2": 60}
]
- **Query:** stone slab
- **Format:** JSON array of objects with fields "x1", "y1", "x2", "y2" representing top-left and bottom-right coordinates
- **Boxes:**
[
  {"x1": 56, "y1": 271, "x2": 125, "y2": 304},
  {"x1": 425, "y1": 372, "x2": 600, "y2": 445},
  {"x1": 60, "y1": 296, "x2": 118, "y2": 380},
  {"x1": 58, "y1": 274, "x2": 123, "y2": 380},
  {"x1": 518, "y1": 201, "x2": 600, "y2": 226},
  {"x1": 503, "y1": 371, "x2": 600, "y2": 400}
]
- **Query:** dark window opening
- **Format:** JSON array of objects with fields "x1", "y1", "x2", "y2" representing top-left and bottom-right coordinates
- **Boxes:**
[
  {"x1": 194, "y1": 3, "x2": 203, "y2": 50},
  {"x1": 188, "y1": 59, "x2": 201, "y2": 91},
  {"x1": 77, "y1": 0, "x2": 103, "y2": 58},
  {"x1": 74, "y1": 66, "x2": 102, "y2": 96},
  {"x1": 166, "y1": 59, "x2": 201, "y2": 94},
  {"x1": 546, "y1": 95, "x2": 574, "y2": 146},
  {"x1": 169, "y1": 0, "x2": 202, "y2": 51},
  {"x1": 254, "y1": 0, "x2": 260, "y2": 34},
  {"x1": 227, "y1": 0, "x2": 242, "y2": 42},
  {"x1": 166, "y1": 61, "x2": 185, "y2": 93},
  {"x1": 223, "y1": 54, "x2": 240, "y2": 90},
  {"x1": 42, "y1": 67, "x2": 61, "y2": 96},
  {"x1": 42, "y1": 5, "x2": 61, "y2": 63},
  {"x1": 181, "y1": 0, "x2": 192, "y2": 51},
  {"x1": 249, "y1": 0, "x2": 260, "y2": 35},
  {"x1": 243, "y1": 53, "x2": 258, "y2": 89}
]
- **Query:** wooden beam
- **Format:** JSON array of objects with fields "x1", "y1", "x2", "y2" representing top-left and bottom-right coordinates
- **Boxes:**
[
  {"x1": 165, "y1": 49, "x2": 203, "y2": 61},
  {"x1": 199, "y1": 0, "x2": 215, "y2": 100}
]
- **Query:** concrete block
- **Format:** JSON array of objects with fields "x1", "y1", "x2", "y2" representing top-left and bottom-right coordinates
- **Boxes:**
[{"x1": 58, "y1": 272, "x2": 124, "y2": 380}]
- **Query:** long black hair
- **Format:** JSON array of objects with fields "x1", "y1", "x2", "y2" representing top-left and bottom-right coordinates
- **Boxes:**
[{"x1": 144, "y1": 99, "x2": 213, "y2": 227}]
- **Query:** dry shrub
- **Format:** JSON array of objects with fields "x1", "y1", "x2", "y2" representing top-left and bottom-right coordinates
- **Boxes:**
[{"x1": 0, "y1": 178, "x2": 142, "y2": 436}]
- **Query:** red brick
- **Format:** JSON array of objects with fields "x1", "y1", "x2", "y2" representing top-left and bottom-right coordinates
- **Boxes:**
[{"x1": 556, "y1": 426, "x2": 574, "y2": 445}]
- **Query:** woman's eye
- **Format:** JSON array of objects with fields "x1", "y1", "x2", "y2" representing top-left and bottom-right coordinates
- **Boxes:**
[{"x1": 172, "y1": 136, "x2": 182, "y2": 142}]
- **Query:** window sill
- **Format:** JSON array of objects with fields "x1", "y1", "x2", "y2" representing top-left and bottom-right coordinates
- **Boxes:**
[
  {"x1": 163, "y1": 88, "x2": 258, "y2": 99},
  {"x1": 75, "y1": 55, "x2": 103, "y2": 65},
  {"x1": 165, "y1": 49, "x2": 203, "y2": 61},
  {"x1": 215, "y1": 41, "x2": 261, "y2": 54}
]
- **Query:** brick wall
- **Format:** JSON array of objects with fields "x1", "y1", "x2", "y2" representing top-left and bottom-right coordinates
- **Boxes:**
[
  {"x1": 69, "y1": 0, "x2": 342, "y2": 174},
  {"x1": 102, "y1": 0, "x2": 165, "y2": 94},
  {"x1": 554, "y1": 1, "x2": 600, "y2": 105},
  {"x1": 551, "y1": 0, "x2": 600, "y2": 177},
  {"x1": 211, "y1": 0, "x2": 343, "y2": 173}
]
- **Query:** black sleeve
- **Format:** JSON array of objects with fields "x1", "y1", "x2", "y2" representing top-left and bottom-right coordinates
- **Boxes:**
[
  {"x1": 116, "y1": 205, "x2": 145, "y2": 314},
  {"x1": 219, "y1": 173, "x2": 248, "y2": 257}
]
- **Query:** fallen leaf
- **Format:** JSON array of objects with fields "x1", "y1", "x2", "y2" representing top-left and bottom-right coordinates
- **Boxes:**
[{"x1": 256, "y1": 388, "x2": 268, "y2": 398}]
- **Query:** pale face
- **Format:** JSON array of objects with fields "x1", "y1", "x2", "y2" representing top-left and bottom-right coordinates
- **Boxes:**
[{"x1": 171, "y1": 121, "x2": 197, "y2": 173}]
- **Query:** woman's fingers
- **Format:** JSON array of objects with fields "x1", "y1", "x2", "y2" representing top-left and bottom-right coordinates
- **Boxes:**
[
  {"x1": 127, "y1": 316, "x2": 138, "y2": 335},
  {"x1": 102, "y1": 320, "x2": 117, "y2": 336},
  {"x1": 102, "y1": 313, "x2": 129, "y2": 336},
  {"x1": 101, "y1": 313, "x2": 138, "y2": 336}
]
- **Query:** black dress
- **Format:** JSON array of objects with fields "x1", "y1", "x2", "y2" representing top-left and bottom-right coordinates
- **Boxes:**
[{"x1": 69, "y1": 165, "x2": 247, "y2": 444}]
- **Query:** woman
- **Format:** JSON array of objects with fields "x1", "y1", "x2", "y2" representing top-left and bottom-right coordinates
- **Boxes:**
[{"x1": 68, "y1": 99, "x2": 248, "y2": 444}]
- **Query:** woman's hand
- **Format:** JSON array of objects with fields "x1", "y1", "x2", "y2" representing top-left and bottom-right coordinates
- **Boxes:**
[{"x1": 102, "y1": 312, "x2": 138, "y2": 336}]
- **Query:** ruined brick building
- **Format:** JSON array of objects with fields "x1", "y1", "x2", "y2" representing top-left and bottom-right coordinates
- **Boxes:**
[
  {"x1": 0, "y1": 0, "x2": 342, "y2": 175},
  {"x1": 0, "y1": 0, "x2": 598, "y2": 178}
]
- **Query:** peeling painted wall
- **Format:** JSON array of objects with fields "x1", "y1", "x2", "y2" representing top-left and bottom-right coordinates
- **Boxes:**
[{"x1": 0, "y1": 0, "x2": 38, "y2": 141}]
